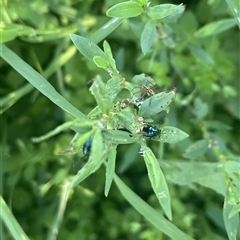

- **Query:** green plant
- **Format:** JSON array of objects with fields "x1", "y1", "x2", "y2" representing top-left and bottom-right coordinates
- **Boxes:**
[{"x1": 1, "y1": 0, "x2": 239, "y2": 240}]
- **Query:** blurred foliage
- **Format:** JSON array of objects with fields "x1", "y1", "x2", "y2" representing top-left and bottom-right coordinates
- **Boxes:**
[{"x1": 1, "y1": 0, "x2": 240, "y2": 240}]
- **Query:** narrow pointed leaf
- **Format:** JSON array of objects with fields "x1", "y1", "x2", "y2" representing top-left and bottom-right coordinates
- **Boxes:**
[
  {"x1": 0, "y1": 44, "x2": 88, "y2": 121},
  {"x1": 160, "y1": 126, "x2": 189, "y2": 143},
  {"x1": 225, "y1": 0, "x2": 240, "y2": 29},
  {"x1": 102, "y1": 129, "x2": 136, "y2": 145},
  {"x1": 182, "y1": 139, "x2": 208, "y2": 159},
  {"x1": 114, "y1": 174, "x2": 194, "y2": 240},
  {"x1": 189, "y1": 45, "x2": 214, "y2": 64},
  {"x1": 103, "y1": 40, "x2": 117, "y2": 70},
  {"x1": 107, "y1": 2, "x2": 144, "y2": 18},
  {"x1": 1, "y1": 196, "x2": 30, "y2": 240},
  {"x1": 0, "y1": 23, "x2": 35, "y2": 43},
  {"x1": 148, "y1": 4, "x2": 184, "y2": 20},
  {"x1": 141, "y1": 21, "x2": 156, "y2": 54},
  {"x1": 195, "y1": 19, "x2": 237, "y2": 38},
  {"x1": 142, "y1": 145, "x2": 172, "y2": 220},
  {"x1": 90, "y1": 18, "x2": 124, "y2": 44},
  {"x1": 70, "y1": 34, "x2": 107, "y2": 61},
  {"x1": 90, "y1": 75, "x2": 112, "y2": 114},
  {"x1": 223, "y1": 190, "x2": 240, "y2": 240},
  {"x1": 93, "y1": 56, "x2": 109, "y2": 69},
  {"x1": 105, "y1": 147, "x2": 117, "y2": 196},
  {"x1": 105, "y1": 76, "x2": 122, "y2": 102},
  {"x1": 228, "y1": 205, "x2": 240, "y2": 219},
  {"x1": 224, "y1": 161, "x2": 240, "y2": 174},
  {"x1": 194, "y1": 97, "x2": 208, "y2": 119}
]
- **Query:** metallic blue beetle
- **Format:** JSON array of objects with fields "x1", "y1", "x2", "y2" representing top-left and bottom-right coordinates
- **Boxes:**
[
  {"x1": 82, "y1": 128, "x2": 132, "y2": 156},
  {"x1": 83, "y1": 136, "x2": 93, "y2": 156},
  {"x1": 142, "y1": 125, "x2": 161, "y2": 138}
]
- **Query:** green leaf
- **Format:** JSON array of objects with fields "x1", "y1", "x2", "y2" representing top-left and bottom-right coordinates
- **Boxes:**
[
  {"x1": 70, "y1": 34, "x2": 107, "y2": 61},
  {"x1": 0, "y1": 23, "x2": 35, "y2": 43},
  {"x1": 161, "y1": 4, "x2": 185, "y2": 23},
  {"x1": 89, "y1": 75, "x2": 112, "y2": 114},
  {"x1": 67, "y1": 130, "x2": 105, "y2": 190},
  {"x1": 168, "y1": 161, "x2": 227, "y2": 195},
  {"x1": 32, "y1": 120, "x2": 77, "y2": 143},
  {"x1": 0, "y1": 44, "x2": 88, "y2": 121},
  {"x1": 182, "y1": 139, "x2": 208, "y2": 160},
  {"x1": 21, "y1": 24, "x2": 78, "y2": 43},
  {"x1": 116, "y1": 111, "x2": 138, "y2": 134},
  {"x1": 93, "y1": 56, "x2": 109, "y2": 69},
  {"x1": 118, "y1": 143, "x2": 140, "y2": 174},
  {"x1": 141, "y1": 21, "x2": 156, "y2": 55},
  {"x1": 0, "y1": 28, "x2": 18, "y2": 43},
  {"x1": 114, "y1": 174, "x2": 195, "y2": 240},
  {"x1": 1, "y1": 45, "x2": 76, "y2": 114},
  {"x1": 228, "y1": 205, "x2": 240, "y2": 219},
  {"x1": 106, "y1": 2, "x2": 144, "y2": 18},
  {"x1": 148, "y1": 4, "x2": 184, "y2": 20},
  {"x1": 194, "y1": 97, "x2": 208, "y2": 119},
  {"x1": 71, "y1": 123, "x2": 94, "y2": 135},
  {"x1": 205, "y1": 209, "x2": 225, "y2": 233},
  {"x1": 47, "y1": 180, "x2": 70, "y2": 240},
  {"x1": 228, "y1": 184, "x2": 240, "y2": 207},
  {"x1": 102, "y1": 129, "x2": 136, "y2": 145},
  {"x1": 160, "y1": 126, "x2": 189, "y2": 143},
  {"x1": 225, "y1": 0, "x2": 240, "y2": 29},
  {"x1": 224, "y1": 161, "x2": 240, "y2": 174},
  {"x1": 188, "y1": 45, "x2": 215, "y2": 64},
  {"x1": 142, "y1": 145, "x2": 172, "y2": 220},
  {"x1": 132, "y1": 73, "x2": 156, "y2": 86},
  {"x1": 205, "y1": 120, "x2": 232, "y2": 130},
  {"x1": 103, "y1": 40, "x2": 117, "y2": 70},
  {"x1": 195, "y1": 18, "x2": 237, "y2": 38},
  {"x1": 105, "y1": 147, "x2": 117, "y2": 196},
  {"x1": 139, "y1": 89, "x2": 176, "y2": 117},
  {"x1": 90, "y1": 18, "x2": 124, "y2": 44},
  {"x1": 88, "y1": 106, "x2": 102, "y2": 118},
  {"x1": 136, "y1": 0, "x2": 148, "y2": 5},
  {"x1": 223, "y1": 190, "x2": 240, "y2": 240},
  {"x1": 1, "y1": 196, "x2": 30, "y2": 240},
  {"x1": 90, "y1": 130, "x2": 104, "y2": 167},
  {"x1": 105, "y1": 76, "x2": 122, "y2": 102}
]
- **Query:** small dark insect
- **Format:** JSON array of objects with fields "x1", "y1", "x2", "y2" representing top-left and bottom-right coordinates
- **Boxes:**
[
  {"x1": 132, "y1": 84, "x2": 157, "y2": 101},
  {"x1": 140, "y1": 84, "x2": 156, "y2": 98},
  {"x1": 141, "y1": 124, "x2": 161, "y2": 138},
  {"x1": 83, "y1": 136, "x2": 93, "y2": 156},
  {"x1": 131, "y1": 84, "x2": 158, "y2": 110}
]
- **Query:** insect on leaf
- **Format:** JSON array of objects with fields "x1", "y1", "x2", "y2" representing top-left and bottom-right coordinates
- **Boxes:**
[{"x1": 139, "y1": 89, "x2": 176, "y2": 117}]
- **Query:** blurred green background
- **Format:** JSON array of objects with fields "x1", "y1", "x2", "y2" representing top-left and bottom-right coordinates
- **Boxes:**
[{"x1": 1, "y1": 0, "x2": 239, "y2": 239}]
